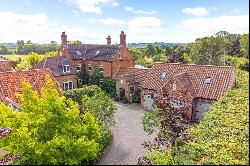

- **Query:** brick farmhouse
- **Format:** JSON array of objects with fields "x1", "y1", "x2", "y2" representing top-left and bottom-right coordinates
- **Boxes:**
[
  {"x1": 34, "y1": 31, "x2": 134, "y2": 90},
  {"x1": 115, "y1": 62, "x2": 236, "y2": 121}
]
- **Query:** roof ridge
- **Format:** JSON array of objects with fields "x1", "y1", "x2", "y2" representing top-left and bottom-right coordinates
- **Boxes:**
[
  {"x1": 0, "y1": 68, "x2": 50, "y2": 75},
  {"x1": 154, "y1": 62, "x2": 235, "y2": 69}
]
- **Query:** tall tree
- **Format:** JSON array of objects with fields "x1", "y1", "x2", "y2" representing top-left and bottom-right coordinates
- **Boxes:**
[
  {"x1": 240, "y1": 33, "x2": 249, "y2": 58},
  {"x1": 146, "y1": 43, "x2": 157, "y2": 57}
]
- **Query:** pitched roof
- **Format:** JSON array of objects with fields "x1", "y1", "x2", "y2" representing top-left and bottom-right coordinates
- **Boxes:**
[
  {"x1": 67, "y1": 44, "x2": 121, "y2": 61},
  {"x1": 0, "y1": 57, "x2": 16, "y2": 72},
  {"x1": 173, "y1": 72, "x2": 196, "y2": 97},
  {"x1": 113, "y1": 67, "x2": 149, "y2": 83},
  {"x1": 141, "y1": 63, "x2": 236, "y2": 100},
  {"x1": 32, "y1": 56, "x2": 76, "y2": 76},
  {"x1": 0, "y1": 69, "x2": 53, "y2": 105}
]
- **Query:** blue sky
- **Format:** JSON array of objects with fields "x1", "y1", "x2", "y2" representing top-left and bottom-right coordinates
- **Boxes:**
[{"x1": 0, "y1": 0, "x2": 249, "y2": 44}]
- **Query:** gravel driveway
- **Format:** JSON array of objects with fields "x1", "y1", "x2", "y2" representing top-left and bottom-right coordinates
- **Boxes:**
[{"x1": 95, "y1": 102, "x2": 157, "y2": 165}]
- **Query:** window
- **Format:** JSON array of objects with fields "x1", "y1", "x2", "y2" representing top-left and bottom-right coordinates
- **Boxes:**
[
  {"x1": 99, "y1": 64, "x2": 104, "y2": 73},
  {"x1": 77, "y1": 64, "x2": 81, "y2": 72},
  {"x1": 63, "y1": 81, "x2": 74, "y2": 91},
  {"x1": 204, "y1": 77, "x2": 212, "y2": 85},
  {"x1": 173, "y1": 84, "x2": 176, "y2": 91},
  {"x1": 76, "y1": 50, "x2": 82, "y2": 56},
  {"x1": 160, "y1": 72, "x2": 166, "y2": 80},
  {"x1": 118, "y1": 53, "x2": 122, "y2": 59},
  {"x1": 63, "y1": 65, "x2": 70, "y2": 73},
  {"x1": 88, "y1": 64, "x2": 92, "y2": 71},
  {"x1": 100, "y1": 79, "x2": 104, "y2": 84}
]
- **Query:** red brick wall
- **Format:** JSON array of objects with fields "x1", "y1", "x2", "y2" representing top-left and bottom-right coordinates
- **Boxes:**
[
  {"x1": 161, "y1": 78, "x2": 194, "y2": 121},
  {"x1": 55, "y1": 75, "x2": 77, "y2": 90},
  {"x1": 116, "y1": 77, "x2": 139, "y2": 102}
]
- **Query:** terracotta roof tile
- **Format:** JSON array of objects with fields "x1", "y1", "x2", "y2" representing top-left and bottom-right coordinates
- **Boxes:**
[
  {"x1": 141, "y1": 63, "x2": 236, "y2": 100},
  {"x1": 0, "y1": 69, "x2": 54, "y2": 105},
  {"x1": 113, "y1": 67, "x2": 149, "y2": 83},
  {"x1": 68, "y1": 44, "x2": 121, "y2": 61}
]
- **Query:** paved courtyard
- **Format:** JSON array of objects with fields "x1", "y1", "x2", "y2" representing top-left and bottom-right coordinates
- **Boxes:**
[{"x1": 95, "y1": 102, "x2": 157, "y2": 165}]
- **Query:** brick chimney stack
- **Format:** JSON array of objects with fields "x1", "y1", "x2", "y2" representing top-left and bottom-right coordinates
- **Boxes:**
[
  {"x1": 61, "y1": 31, "x2": 67, "y2": 45},
  {"x1": 106, "y1": 35, "x2": 111, "y2": 45},
  {"x1": 120, "y1": 31, "x2": 126, "y2": 47}
]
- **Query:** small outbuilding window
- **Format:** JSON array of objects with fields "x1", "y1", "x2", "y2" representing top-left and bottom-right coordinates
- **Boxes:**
[
  {"x1": 204, "y1": 77, "x2": 212, "y2": 85},
  {"x1": 173, "y1": 84, "x2": 176, "y2": 91},
  {"x1": 160, "y1": 72, "x2": 166, "y2": 80}
]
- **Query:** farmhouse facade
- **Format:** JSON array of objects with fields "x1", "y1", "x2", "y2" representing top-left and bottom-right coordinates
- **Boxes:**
[{"x1": 34, "y1": 31, "x2": 134, "y2": 90}]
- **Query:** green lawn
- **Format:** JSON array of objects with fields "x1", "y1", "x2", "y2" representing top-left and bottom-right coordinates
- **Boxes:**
[{"x1": 0, "y1": 54, "x2": 29, "y2": 61}]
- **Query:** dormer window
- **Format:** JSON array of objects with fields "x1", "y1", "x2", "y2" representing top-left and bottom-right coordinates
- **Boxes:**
[
  {"x1": 77, "y1": 64, "x2": 81, "y2": 72},
  {"x1": 204, "y1": 77, "x2": 212, "y2": 85},
  {"x1": 63, "y1": 65, "x2": 70, "y2": 73},
  {"x1": 99, "y1": 64, "x2": 104, "y2": 73}
]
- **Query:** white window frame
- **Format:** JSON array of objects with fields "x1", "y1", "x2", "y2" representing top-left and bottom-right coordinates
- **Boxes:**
[
  {"x1": 100, "y1": 79, "x2": 104, "y2": 84},
  {"x1": 118, "y1": 53, "x2": 122, "y2": 59},
  {"x1": 63, "y1": 81, "x2": 74, "y2": 91},
  {"x1": 88, "y1": 64, "x2": 92, "y2": 71},
  {"x1": 63, "y1": 65, "x2": 70, "y2": 73},
  {"x1": 99, "y1": 64, "x2": 104, "y2": 73},
  {"x1": 173, "y1": 84, "x2": 176, "y2": 91},
  {"x1": 76, "y1": 64, "x2": 81, "y2": 72}
]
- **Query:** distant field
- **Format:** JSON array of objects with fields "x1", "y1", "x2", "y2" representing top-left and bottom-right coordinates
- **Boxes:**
[{"x1": 0, "y1": 54, "x2": 29, "y2": 61}]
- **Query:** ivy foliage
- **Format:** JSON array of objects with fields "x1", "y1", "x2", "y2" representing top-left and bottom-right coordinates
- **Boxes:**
[
  {"x1": 139, "y1": 67, "x2": 249, "y2": 165},
  {"x1": 0, "y1": 78, "x2": 103, "y2": 165}
]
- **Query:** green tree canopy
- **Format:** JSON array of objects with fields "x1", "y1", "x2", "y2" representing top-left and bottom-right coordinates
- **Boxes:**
[
  {"x1": 240, "y1": 33, "x2": 249, "y2": 58},
  {"x1": 146, "y1": 43, "x2": 157, "y2": 57},
  {"x1": 0, "y1": 78, "x2": 102, "y2": 165}
]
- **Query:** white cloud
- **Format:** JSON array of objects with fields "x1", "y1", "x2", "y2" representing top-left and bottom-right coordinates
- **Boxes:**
[
  {"x1": 0, "y1": 11, "x2": 98, "y2": 43},
  {"x1": 182, "y1": 7, "x2": 208, "y2": 16},
  {"x1": 96, "y1": 18, "x2": 125, "y2": 26},
  {"x1": 126, "y1": 17, "x2": 164, "y2": 42},
  {"x1": 64, "y1": 0, "x2": 119, "y2": 14},
  {"x1": 182, "y1": 15, "x2": 249, "y2": 37},
  {"x1": 124, "y1": 6, "x2": 156, "y2": 15}
]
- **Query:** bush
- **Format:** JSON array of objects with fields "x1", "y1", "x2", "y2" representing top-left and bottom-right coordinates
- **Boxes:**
[
  {"x1": 0, "y1": 78, "x2": 102, "y2": 165},
  {"x1": 64, "y1": 85, "x2": 103, "y2": 103}
]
